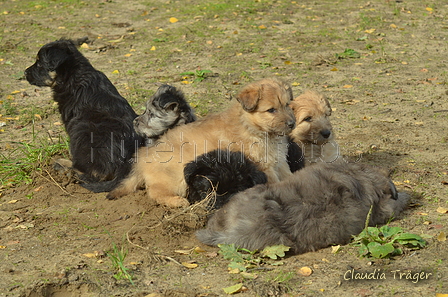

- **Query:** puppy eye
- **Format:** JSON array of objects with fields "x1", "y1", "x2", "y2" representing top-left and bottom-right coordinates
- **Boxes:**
[
  {"x1": 266, "y1": 108, "x2": 277, "y2": 113},
  {"x1": 304, "y1": 116, "x2": 312, "y2": 122}
]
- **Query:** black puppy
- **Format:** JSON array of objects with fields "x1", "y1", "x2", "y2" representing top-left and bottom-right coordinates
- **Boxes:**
[
  {"x1": 25, "y1": 39, "x2": 144, "y2": 192},
  {"x1": 134, "y1": 84, "x2": 196, "y2": 146},
  {"x1": 184, "y1": 149, "x2": 268, "y2": 209}
]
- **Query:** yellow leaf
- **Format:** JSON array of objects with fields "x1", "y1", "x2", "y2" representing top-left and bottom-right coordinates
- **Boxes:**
[
  {"x1": 436, "y1": 207, "x2": 448, "y2": 214},
  {"x1": 343, "y1": 85, "x2": 353, "y2": 88},
  {"x1": 258, "y1": 25, "x2": 267, "y2": 29},
  {"x1": 80, "y1": 43, "x2": 89, "y2": 49},
  {"x1": 436, "y1": 294, "x2": 448, "y2": 297},
  {"x1": 228, "y1": 268, "x2": 240, "y2": 274},
  {"x1": 298, "y1": 266, "x2": 313, "y2": 276},
  {"x1": 291, "y1": 82, "x2": 301, "y2": 86},
  {"x1": 284, "y1": 61, "x2": 291, "y2": 65},
  {"x1": 174, "y1": 249, "x2": 192, "y2": 255},
  {"x1": 150, "y1": 46, "x2": 156, "y2": 51},
  {"x1": 182, "y1": 262, "x2": 198, "y2": 269},
  {"x1": 34, "y1": 114, "x2": 42, "y2": 120},
  {"x1": 169, "y1": 17, "x2": 178, "y2": 23},
  {"x1": 330, "y1": 67, "x2": 338, "y2": 71},
  {"x1": 83, "y1": 253, "x2": 97, "y2": 258},
  {"x1": 426, "y1": 7, "x2": 433, "y2": 12},
  {"x1": 331, "y1": 245, "x2": 341, "y2": 253},
  {"x1": 58, "y1": 26, "x2": 66, "y2": 29},
  {"x1": 390, "y1": 24, "x2": 397, "y2": 28},
  {"x1": 124, "y1": 53, "x2": 132, "y2": 57},
  {"x1": 437, "y1": 231, "x2": 446, "y2": 242},
  {"x1": 194, "y1": 246, "x2": 207, "y2": 253},
  {"x1": 365, "y1": 28, "x2": 376, "y2": 34},
  {"x1": 10, "y1": 90, "x2": 21, "y2": 95},
  {"x1": 0, "y1": 246, "x2": 6, "y2": 249},
  {"x1": 181, "y1": 80, "x2": 190, "y2": 84},
  {"x1": 8, "y1": 200, "x2": 18, "y2": 204},
  {"x1": 112, "y1": 70, "x2": 120, "y2": 74}
]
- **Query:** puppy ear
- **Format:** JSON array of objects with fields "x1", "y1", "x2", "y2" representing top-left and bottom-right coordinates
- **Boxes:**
[
  {"x1": 44, "y1": 40, "x2": 77, "y2": 71},
  {"x1": 164, "y1": 101, "x2": 179, "y2": 111},
  {"x1": 236, "y1": 84, "x2": 261, "y2": 112}
]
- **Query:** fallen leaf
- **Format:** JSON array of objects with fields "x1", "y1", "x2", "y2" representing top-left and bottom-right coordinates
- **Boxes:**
[
  {"x1": 291, "y1": 82, "x2": 300, "y2": 86},
  {"x1": 169, "y1": 17, "x2": 178, "y2": 23},
  {"x1": 436, "y1": 293, "x2": 448, "y2": 297},
  {"x1": 83, "y1": 253, "x2": 97, "y2": 258},
  {"x1": 194, "y1": 246, "x2": 206, "y2": 253},
  {"x1": 425, "y1": 7, "x2": 433, "y2": 12},
  {"x1": 437, "y1": 231, "x2": 446, "y2": 242},
  {"x1": 0, "y1": 246, "x2": 6, "y2": 249},
  {"x1": 343, "y1": 85, "x2": 353, "y2": 88},
  {"x1": 16, "y1": 223, "x2": 34, "y2": 229},
  {"x1": 112, "y1": 70, "x2": 120, "y2": 74},
  {"x1": 330, "y1": 67, "x2": 338, "y2": 71},
  {"x1": 124, "y1": 53, "x2": 132, "y2": 57},
  {"x1": 8, "y1": 200, "x2": 18, "y2": 204},
  {"x1": 240, "y1": 272, "x2": 258, "y2": 279},
  {"x1": 182, "y1": 261, "x2": 198, "y2": 269},
  {"x1": 331, "y1": 245, "x2": 341, "y2": 254},
  {"x1": 437, "y1": 207, "x2": 448, "y2": 214},
  {"x1": 223, "y1": 283, "x2": 244, "y2": 295},
  {"x1": 175, "y1": 249, "x2": 192, "y2": 255},
  {"x1": 365, "y1": 28, "x2": 376, "y2": 34},
  {"x1": 150, "y1": 46, "x2": 156, "y2": 51},
  {"x1": 258, "y1": 25, "x2": 267, "y2": 29},
  {"x1": 298, "y1": 266, "x2": 313, "y2": 276},
  {"x1": 390, "y1": 24, "x2": 397, "y2": 28}
]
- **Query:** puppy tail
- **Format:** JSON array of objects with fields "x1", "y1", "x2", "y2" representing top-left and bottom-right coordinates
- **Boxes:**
[{"x1": 196, "y1": 230, "x2": 228, "y2": 247}]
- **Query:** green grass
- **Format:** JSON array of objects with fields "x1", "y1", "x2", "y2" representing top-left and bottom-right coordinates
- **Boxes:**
[
  {"x1": 106, "y1": 240, "x2": 134, "y2": 285},
  {"x1": 0, "y1": 136, "x2": 69, "y2": 187}
]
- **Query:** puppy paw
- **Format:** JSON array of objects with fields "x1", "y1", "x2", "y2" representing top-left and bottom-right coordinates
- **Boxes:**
[
  {"x1": 158, "y1": 196, "x2": 190, "y2": 208},
  {"x1": 106, "y1": 192, "x2": 118, "y2": 200}
]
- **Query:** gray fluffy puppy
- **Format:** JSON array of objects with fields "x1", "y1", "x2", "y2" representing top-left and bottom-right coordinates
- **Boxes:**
[
  {"x1": 134, "y1": 84, "x2": 196, "y2": 146},
  {"x1": 196, "y1": 162, "x2": 409, "y2": 254}
]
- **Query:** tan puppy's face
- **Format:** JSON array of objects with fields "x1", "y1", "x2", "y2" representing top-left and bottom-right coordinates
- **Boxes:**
[
  {"x1": 236, "y1": 78, "x2": 296, "y2": 135},
  {"x1": 290, "y1": 90, "x2": 333, "y2": 145}
]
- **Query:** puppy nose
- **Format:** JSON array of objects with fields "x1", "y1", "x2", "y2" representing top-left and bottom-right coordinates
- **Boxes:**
[
  {"x1": 321, "y1": 129, "x2": 331, "y2": 138},
  {"x1": 287, "y1": 119, "x2": 296, "y2": 129}
]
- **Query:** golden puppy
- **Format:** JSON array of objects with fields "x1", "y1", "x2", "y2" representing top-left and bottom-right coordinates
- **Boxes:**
[
  {"x1": 107, "y1": 78, "x2": 296, "y2": 207},
  {"x1": 289, "y1": 90, "x2": 339, "y2": 166}
]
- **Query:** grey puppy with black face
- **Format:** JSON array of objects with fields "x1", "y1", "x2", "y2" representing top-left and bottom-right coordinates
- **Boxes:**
[
  {"x1": 196, "y1": 162, "x2": 409, "y2": 254},
  {"x1": 134, "y1": 84, "x2": 196, "y2": 145}
]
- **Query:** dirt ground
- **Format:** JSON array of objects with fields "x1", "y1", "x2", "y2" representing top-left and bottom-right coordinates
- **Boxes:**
[{"x1": 0, "y1": 0, "x2": 447, "y2": 296}]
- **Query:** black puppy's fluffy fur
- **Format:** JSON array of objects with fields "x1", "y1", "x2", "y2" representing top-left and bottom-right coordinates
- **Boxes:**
[
  {"x1": 134, "y1": 84, "x2": 196, "y2": 146},
  {"x1": 197, "y1": 162, "x2": 408, "y2": 254},
  {"x1": 25, "y1": 39, "x2": 143, "y2": 192},
  {"x1": 184, "y1": 149, "x2": 268, "y2": 209}
]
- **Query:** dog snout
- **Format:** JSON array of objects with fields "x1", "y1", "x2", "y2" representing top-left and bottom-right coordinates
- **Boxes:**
[
  {"x1": 320, "y1": 129, "x2": 331, "y2": 139},
  {"x1": 287, "y1": 119, "x2": 296, "y2": 130}
]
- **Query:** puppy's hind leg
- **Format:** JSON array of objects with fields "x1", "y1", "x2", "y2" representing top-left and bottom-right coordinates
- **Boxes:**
[{"x1": 106, "y1": 171, "x2": 143, "y2": 200}]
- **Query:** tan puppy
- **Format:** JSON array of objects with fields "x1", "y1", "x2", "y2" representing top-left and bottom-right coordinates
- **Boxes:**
[
  {"x1": 107, "y1": 78, "x2": 296, "y2": 207},
  {"x1": 289, "y1": 90, "x2": 339, "y2": 166}
]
